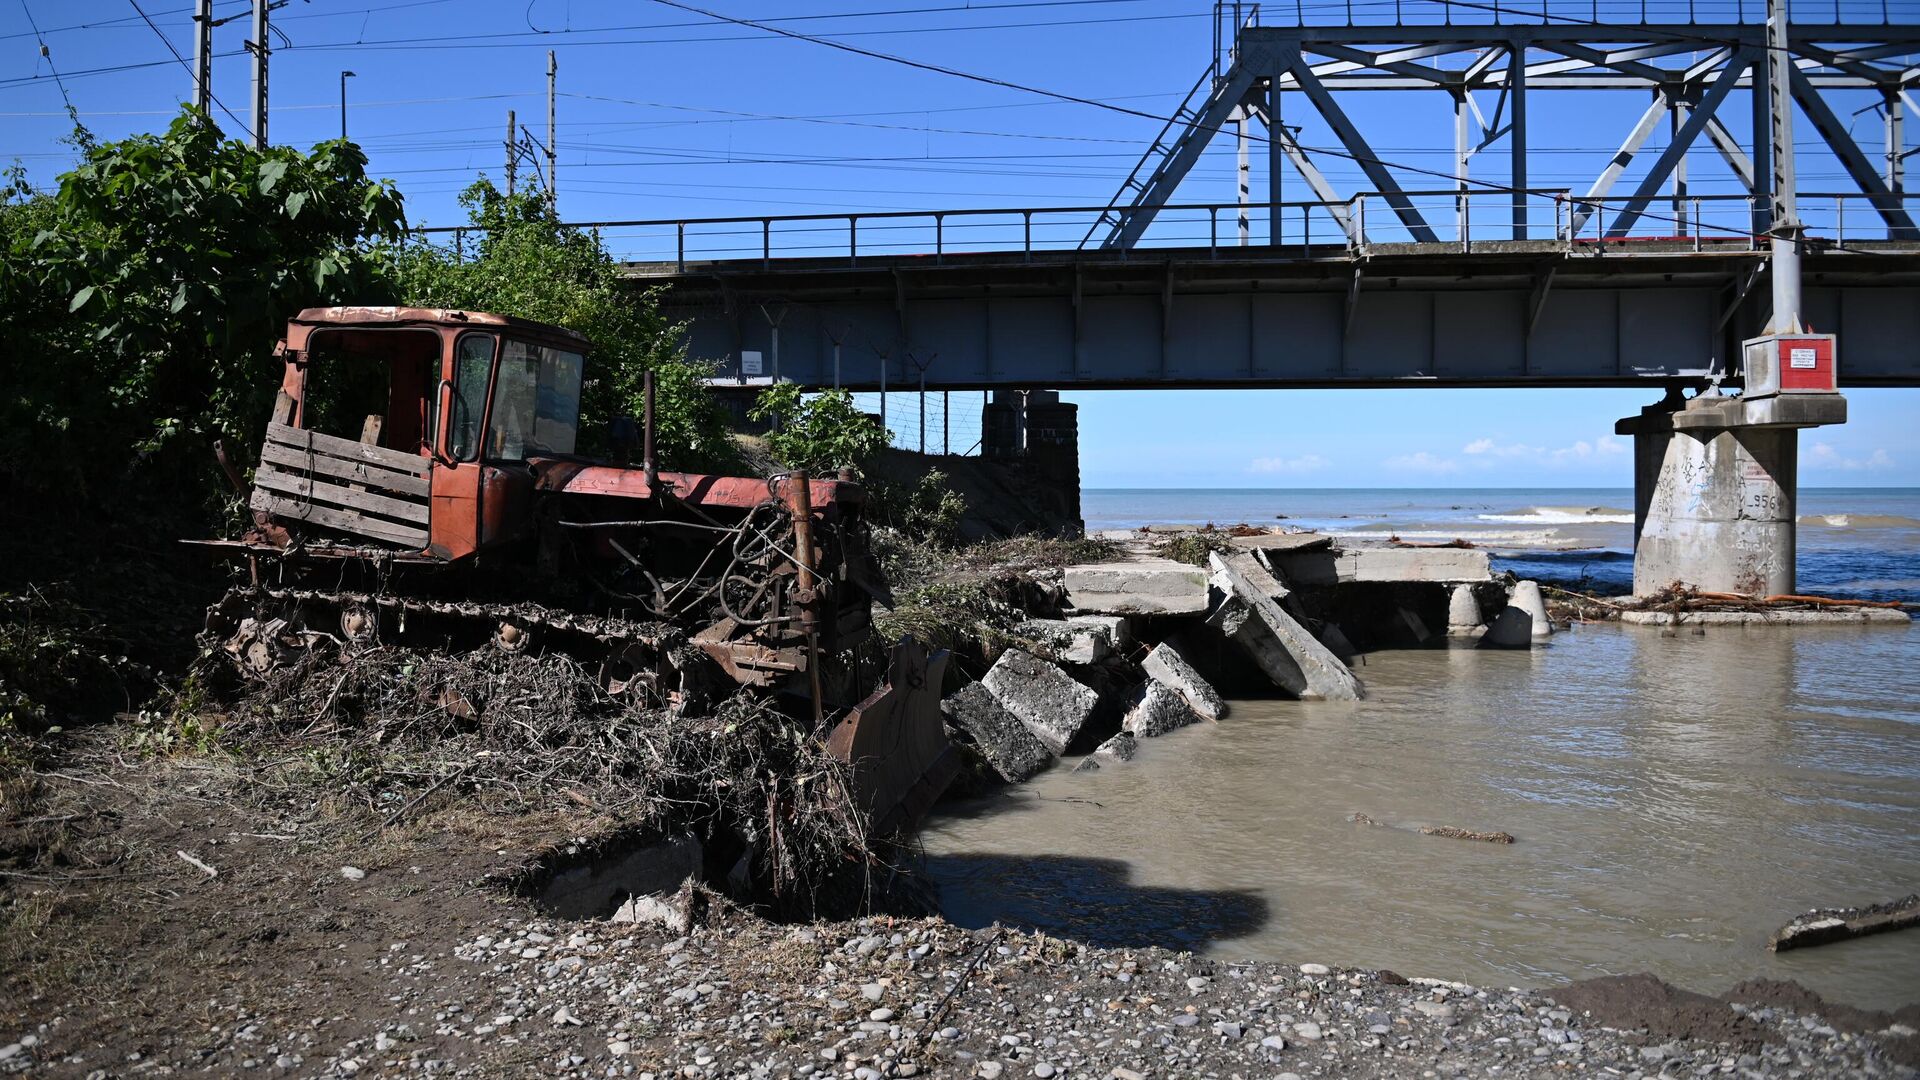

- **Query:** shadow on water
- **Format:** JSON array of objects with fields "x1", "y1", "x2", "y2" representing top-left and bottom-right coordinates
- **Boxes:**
[{"x1": 922, "y1": 852, "x2": 1269, "y2": 952}]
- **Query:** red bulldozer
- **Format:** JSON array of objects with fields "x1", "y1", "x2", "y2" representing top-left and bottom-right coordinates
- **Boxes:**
[{"x1": 194, "y1": 306, "x2": 955, "y2": 835}]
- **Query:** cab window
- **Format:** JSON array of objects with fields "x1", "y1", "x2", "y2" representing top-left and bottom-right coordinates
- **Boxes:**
[
  {"x1": 448, "y1": 332, "x2": 496, "y2": 461},
  {"x1": 486, "y1": 339, "x2": 584, "y2": 459}
]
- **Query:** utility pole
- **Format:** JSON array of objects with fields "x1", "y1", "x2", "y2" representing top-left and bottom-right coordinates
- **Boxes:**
[
  {"x1": 1764, "y1": 0, "x2": 1802, "y2": 333},
  {"x1": 546, "y1": 50, "x2": 558, "y2": 209},
  {"x1": 505, "y1": 109, "x2": 518, "y2": 195},
  {"x1": 247, "y1": 0, "x2": 269, "y2": 149},
  {"x1": 192, "y1": 0, "x2": 213, "y2": 116},
  {"x1": 339, "y1": 70, "x2": 356, "y2": 141}
]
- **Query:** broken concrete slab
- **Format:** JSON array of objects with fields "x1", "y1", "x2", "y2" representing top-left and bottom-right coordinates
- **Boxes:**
[
  {"x1": 1509, "y1": 580, "x2": 1553, "y2": 638},
  {"x1": 1768, "y1": 894, "x2": 1920, "y2": 952},
  {"x1": 1067, "y1": 614, "x2": 1134, "y2": 652},
  {"x1": 1317, "y1": 621, "x2": 1358, "y2": 662},
  {"x1": 1267, "y1": 545, "x2": 1492, "y2": 586},
  {"x1": 1207, "y1": 553, "x2": 1365, "y2": 701},
  {"x1": 1140, "y1": 641, "x2": 1226, "y2": 721},
  {"x1": 1392, "y1": 607, "x2": 1433, "y2": 644},
  {"x1": 981, "y1": 647, "x2": 1100, "y2": 755},
  {"x1": 1064, "y1": 558, "x2": 1210, "y2": 615},
  {"x1": 1093, "y1": 731, "x2": 1138, "y2": 762},
  {"x1": 1620, "y1": 607, "x2": 1912, "y2": 626},
  {"x1": 940, "y1": 682, "x2": 1054, "y2": 783},
  {"x1": 1013, "y1": 618, "x2": 1112, "y2": 665},
  {"x1": 1226, "y1": 532, "x2": 1333, "y2": 553},
  {"x1": 1122, "y1": 679, "x2": 1198, "y2": 738}
]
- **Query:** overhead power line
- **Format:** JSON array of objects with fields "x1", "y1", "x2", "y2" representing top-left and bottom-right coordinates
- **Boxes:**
[{"x1": 124, "y1": 0, "x2": 252, "y2": 135}]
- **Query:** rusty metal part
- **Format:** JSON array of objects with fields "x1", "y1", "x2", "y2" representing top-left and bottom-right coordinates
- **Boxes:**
[
  {"x1": 786, "y1": 470, "x2": 826, "y2": 728},
  {"x1": 826, "y1": 638, "x2": 959, "y2": 837}
]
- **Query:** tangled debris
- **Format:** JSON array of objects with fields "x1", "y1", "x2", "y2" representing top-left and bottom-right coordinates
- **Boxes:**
[{"x1": 196, "y1": 639, "x2": 886, "y2": 917}]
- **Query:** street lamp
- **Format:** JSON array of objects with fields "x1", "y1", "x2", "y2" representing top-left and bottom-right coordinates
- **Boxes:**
[{"x1": 339, "y1": 70, "x2": 356, "y2": 141}]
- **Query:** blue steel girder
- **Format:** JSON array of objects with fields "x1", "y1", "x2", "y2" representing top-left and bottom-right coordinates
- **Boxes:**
[{"x1": 1788, "y1": 64, "x2": 1920, "y2": 239}]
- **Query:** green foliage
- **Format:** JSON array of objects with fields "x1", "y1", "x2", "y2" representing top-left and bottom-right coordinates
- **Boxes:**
[
  {"x1": 1156, "y1": 531, "x2": 1235, "y2": 566},
  {"x1": 869, "y1": 469, "x2": 966, "y2": 547},
  {"x1": 388, "y1": 179, "x2": 733, "y2": 468},
  {"x1": 0, "y1": 110, "x2": 406, "y2": 495},
  {"x1": 748, "y1": 385, "x2": 892, "y2": 473}
]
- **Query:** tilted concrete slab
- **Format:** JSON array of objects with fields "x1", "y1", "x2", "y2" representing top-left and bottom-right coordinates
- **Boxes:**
[
  {"x1": 1141, "y1": 641, "x2": 1226, "y2": 721},
  {"x1": 941, "y1": 682, "x2": 1055, "y2": 783},
  {"x1": 1065, "y1": 558, "x2": 1210, "y2": 615},
  {"x1": 1267, "y1": 545, "x2": 1491, "y2": 585},
  {"x1": 1122, "y1": 680, "x2": 1198, "y2": 738},
  {"x1": 1226, "y1": 532, "x2": 1333, "y2": 553},
  {"x1": 981, "y1": 647, "x2": 1100, "y2": 755},
  {"x1": 1207, "y1": 552, "x2": 1365, "y2": 701}
]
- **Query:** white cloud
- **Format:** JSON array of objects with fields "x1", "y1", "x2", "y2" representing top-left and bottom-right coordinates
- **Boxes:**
[
  {"x1": 1459, "y1": 434, "x2": 1628, "y2": 464},
  {"x1": 1806, "y1": 443, "x2": 1895, "y2": 471},
  {"x1": 1249, "y1": 453, "x2": 1329, "y2": 475},
  {"x1": 1383, "y1": 451, "x2": 1461, "y2": 475}
]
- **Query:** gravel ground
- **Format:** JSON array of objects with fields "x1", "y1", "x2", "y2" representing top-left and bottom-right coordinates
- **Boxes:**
[{"x1": 11, "y1": 903, "x2": 1910, "y2": 1079}]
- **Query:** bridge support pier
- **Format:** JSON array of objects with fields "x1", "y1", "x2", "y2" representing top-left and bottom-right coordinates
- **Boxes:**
[{"x1": 1616, "y1": 386, "x2": 1845, "y2": 598}]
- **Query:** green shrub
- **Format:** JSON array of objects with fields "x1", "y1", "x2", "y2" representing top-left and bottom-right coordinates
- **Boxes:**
[{"x1": 748, "y1": 385, "x2": 891, "y2": 474}]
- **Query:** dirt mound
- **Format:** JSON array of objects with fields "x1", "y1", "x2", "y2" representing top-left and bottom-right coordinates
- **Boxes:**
[
  {"x1": 1551, "y1": 973, "x2": 1920, "y2": 1066},
  {"x1": 1723, "y1": 979, "x2": 1920, "y2": 1067},
  {"x1": 1548, "y1": 973, "x2": 1771, "y2": 1050}
]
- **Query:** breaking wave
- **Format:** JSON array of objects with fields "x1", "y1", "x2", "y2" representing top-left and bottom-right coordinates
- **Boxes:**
[
  {"x1": 1797, "y1": 513, "x2": 1920, "y2": 529},
  {"x1": 1478, "y1": 505, "x2": 1636, "y2": 525}
]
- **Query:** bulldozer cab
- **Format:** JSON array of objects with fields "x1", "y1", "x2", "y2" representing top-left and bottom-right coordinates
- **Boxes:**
[{"x1": 257, "y1": 307, "x2": 589, "y2": 560}]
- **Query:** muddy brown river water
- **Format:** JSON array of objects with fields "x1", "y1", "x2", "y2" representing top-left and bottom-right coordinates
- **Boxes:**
[{"x1": 920, "y1": 622, "x2": 1920, "y2": 1011}]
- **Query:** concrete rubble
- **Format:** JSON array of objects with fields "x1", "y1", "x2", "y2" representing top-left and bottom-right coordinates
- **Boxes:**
[
  {"x1": 1064, "y1": 558, "x2": 1209, "y2": 615},
  {"x1": 940, "y1": 682, "x2": 1054, "y2": 783},
  {"x1": 1121, "y1": 680, "x2": 1198, "y2": 738},
  {"x1": 1207, "y1": 552, "x2": 1365, "y2": 701},
  {"x1": 1012, "y1": 618, "x2": 1112, "y2": 664},
  {"x1": 540, "y1": 835, "x2": 703, "y2": 921},
  {"x1": 980, "y1": 647, "x2": 1099, "y2": 756},
  {"x1": 1141, "y1": 642, "x2": 1226, "y2": 721}
]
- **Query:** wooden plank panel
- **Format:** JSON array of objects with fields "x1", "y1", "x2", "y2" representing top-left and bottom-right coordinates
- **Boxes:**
[
  {"x1": 254, "y1": 466, "x2": 431, "y2": 524},
  {"x1": 258, "y1": 441, "x2": 432, "y2": 497},
  {"x1": 265, "y1": 422, "x2": 430, "y2": 476},
  {"x1": 249, "y1": 490, "x2": 429, "y2": 548}
]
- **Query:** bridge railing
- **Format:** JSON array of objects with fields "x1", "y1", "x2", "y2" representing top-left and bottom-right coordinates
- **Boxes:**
[{"x1": 416, "y1": 189, "x2": 1920, "y2": 269}]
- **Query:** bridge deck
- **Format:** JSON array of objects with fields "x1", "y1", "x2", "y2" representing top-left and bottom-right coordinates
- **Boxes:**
[{"x1": 628, "y1": 239, "x2": 1920, "y2": 391}]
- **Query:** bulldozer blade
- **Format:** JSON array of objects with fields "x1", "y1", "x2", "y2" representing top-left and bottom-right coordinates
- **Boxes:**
[{"x1": 826, "y1": 637, "x2": 958, "y2": 837}]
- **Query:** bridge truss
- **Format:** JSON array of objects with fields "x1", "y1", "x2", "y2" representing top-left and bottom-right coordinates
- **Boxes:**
[{"x1": 1090, "y1": 7, "x2": 1920, "y2": 249}]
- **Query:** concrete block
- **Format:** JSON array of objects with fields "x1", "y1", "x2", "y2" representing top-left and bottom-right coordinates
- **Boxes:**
[
  {"x1": 1140, "y1": 641, "x2": 1226, "y2": 721},
  {"x1": 1064, "y1": 558, "x2": 1210, "y2": 615},
  {"x1": 1122, "y1": 680, "x2": 1197, "y2": 738},
  {"x1": 1013, "y1": 618, "x2": 1111, "y2": 664},
  {"x1": 1480, "y1": 605, "x2": 1535, "y2": 648},
  {"x1": 1510, "y1": 580, "x2": 1552, "y2": 638},
  {"x1": 1227, "y1": 532, "x2": 1333, "y2": 553},
  {"x1": 1317, "y1": 621, "x2": 1358, "y2": 661},
  {"x1": 941, "y1": 682, "x2": 1054, "y2": 783},
  {"x1": 1207, "y1": 553, "x2": 1365, "y2": 701},
  {"x1": 1093, "y1": 731, "x2": 1138, "y2": 762},
  {"x1": 1067, "y1": 614, "x2": 1134, "y2": 651},
  {"x1": 981, "y1": 647, "x2": 1099, "y2": 755},
  {"x1": 1268, "y1": 546, "x2": 1491, "y2": 585},
  {"x1": 1446, "y1": 584, "x2": 1484, "y2": 638}
]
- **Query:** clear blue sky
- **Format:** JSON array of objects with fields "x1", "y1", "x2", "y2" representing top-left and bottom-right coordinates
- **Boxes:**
[{"x1": 5, "y1": 0, "x2": 1915, "y2": 487}]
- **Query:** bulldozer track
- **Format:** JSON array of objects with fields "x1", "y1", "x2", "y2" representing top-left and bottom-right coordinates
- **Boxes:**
[{"x1": 218, "y1": 584, "x2": 678, "y2": 650}]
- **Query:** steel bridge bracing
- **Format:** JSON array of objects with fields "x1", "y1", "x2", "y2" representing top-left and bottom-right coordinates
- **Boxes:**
[{"x1": 1088, "y1": 19, "x2": 1920, "y2": 249}]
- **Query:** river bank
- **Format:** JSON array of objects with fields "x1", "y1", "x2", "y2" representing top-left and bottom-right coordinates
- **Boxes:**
[{"x1": 2, "y1": 729, "x2": 1915, "y2": 1078}]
